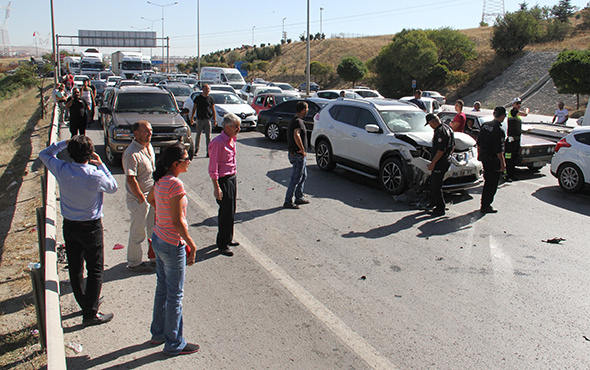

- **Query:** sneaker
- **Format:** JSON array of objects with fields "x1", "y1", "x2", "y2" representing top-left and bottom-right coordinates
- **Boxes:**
[
  {"x1": 294, "y1": 198, "x2": 310, "y2": 205},
  {"x1": 218, "y1": 247, "x2": 234, "y2": 257},
  {"x1": 83, "y1": 312, "x2": 114, "y2": 327},
  {"x1": 429, "y1": 208, "x2": 445, "y2": 217},
  {"x1": 167, "y1": 342, "x2": 199, "y2": 356},
  {"x1": 283, "y1": 201, "x2": 300, "y2": 209},
  {"x1": 127, "y1": 262, "x2": 154, "y2": 273},
  {"x1": 480, "y1": 206, "x2": 498, "y2": 214},
  {"x1": 228, "y1": 241, "x2": 240, "y2": 247}
]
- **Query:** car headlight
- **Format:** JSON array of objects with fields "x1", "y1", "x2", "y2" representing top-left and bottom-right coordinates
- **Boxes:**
[
  {"x1": 216, "y1": 107, "x2": 228, "y2": 117},
  {"x1": 113, "y1": 127, "x2": 133, "y2": 140},
  {"x1": 174, "y1": 127, "x2": 188, "y2": 137},
  {"x1": 454, "y1": 153, "x2": 467, "y2": 161},
  {"x1": 548, "y1": 146, "x2": 554, "y2": 153}
]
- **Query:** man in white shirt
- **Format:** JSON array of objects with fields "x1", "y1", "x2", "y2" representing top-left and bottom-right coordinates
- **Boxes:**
[{"x1": 552, "y1": 102, "x2": 569, "y2": 125}]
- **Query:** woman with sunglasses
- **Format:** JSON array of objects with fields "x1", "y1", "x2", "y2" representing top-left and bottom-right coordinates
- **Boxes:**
[{"x1": 147, "y1": 142, "x2": 199, "y2": 356}]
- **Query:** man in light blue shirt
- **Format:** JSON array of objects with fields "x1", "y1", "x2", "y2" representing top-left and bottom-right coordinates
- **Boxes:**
[{"x1": 40, "y1": 135, "x2": 118, "y2": 326}]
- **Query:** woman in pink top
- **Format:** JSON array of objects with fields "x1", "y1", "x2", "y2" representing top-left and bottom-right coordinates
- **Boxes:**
[{"x1": 147, "y1": 143, "x2": 199, "y2": 356}]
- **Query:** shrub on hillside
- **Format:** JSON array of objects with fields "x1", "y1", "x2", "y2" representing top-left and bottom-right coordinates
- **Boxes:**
[
  {"x1": 549, "y1": 50, "x2": 590, "y2": 97},
  {"x1": 337, "y1": 57, "x2": 367, "y2": 88},
  {"x1": 491, "y1": 10, "x2": 544, "y2": 56}
]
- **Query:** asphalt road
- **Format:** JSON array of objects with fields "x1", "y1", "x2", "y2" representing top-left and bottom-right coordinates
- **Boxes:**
[{"x1": 60, "y1": 122, "x2": 590, "y2": 369}]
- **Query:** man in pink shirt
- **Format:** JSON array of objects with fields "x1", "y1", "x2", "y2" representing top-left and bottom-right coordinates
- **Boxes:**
[{"x1": 208, "y1": 113, "x2": 241, "y2": 257}]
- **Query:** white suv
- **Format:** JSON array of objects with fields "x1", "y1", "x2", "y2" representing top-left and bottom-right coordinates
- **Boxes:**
[{"x1": 311, "y1": 98, "x2": 482, "y2": 195}]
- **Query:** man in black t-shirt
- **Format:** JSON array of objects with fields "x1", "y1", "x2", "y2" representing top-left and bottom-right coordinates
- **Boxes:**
[
  {"x1": 190, "y1": 84, "x2": 217, "y2": 157},
  {"x1": 65, "y1": 88, "x2": 89, "y2": 137},
  {"x1": 408, "y1": 90, "x2": 427, "y2": 112},
  {"x1": 477, "y1": 106, "x2": 506, "y2": 214},
  {"x1": 284, "y1": 101, "x2": 309, "y2": 209},
  {"x1": 426, "y1": 113, "x2": 454, "y2": 216}
]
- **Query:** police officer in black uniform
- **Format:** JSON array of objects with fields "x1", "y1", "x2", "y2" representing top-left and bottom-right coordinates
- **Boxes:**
[
  {"x1": 426, "y1": 113, "x2": 454, "y2": 216},
  {"x1": 477, "y1": 106, "x2": 507, "y2": 214},
  {"x1": 504, "y1": 108, "x2": 522, "y2": 181}
]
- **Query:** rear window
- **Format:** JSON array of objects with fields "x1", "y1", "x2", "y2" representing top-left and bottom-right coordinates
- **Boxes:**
[{"x1": 574, "y1": 132, "x2": 590, "y2": 146}]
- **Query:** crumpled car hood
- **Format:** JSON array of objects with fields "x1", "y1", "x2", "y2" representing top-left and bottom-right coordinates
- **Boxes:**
[{"x1": 397, "y1": 131, "x2": 476, "y2": 150}]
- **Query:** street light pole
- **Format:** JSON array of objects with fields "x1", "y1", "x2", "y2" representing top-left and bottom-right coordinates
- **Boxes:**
[
  {"x1": 141, "y1": 16, "x2": 162, "y2": 58},
  {"x1": 306, "y1": 0, "x2": 310, "y2": 96},
  {"x1": 282, "y1": 17, "x2": 286, "y2": 42},
  {"x1": 252, "y1": 26, "x2": 256, "y2": 46},
  {"x1": 147, "y1": 1, "x2": 178, "y2": 73},
  {"x1": 197, "y1": 0, "x2": 200, "y2": 77},
  {"x1": 320, "y1": 7, "x2": 324, "y2": 36}
]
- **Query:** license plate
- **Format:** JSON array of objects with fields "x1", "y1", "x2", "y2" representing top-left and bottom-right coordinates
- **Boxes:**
[
  {"x1": 154, "y1": 147, "x2": 161, "y2": 154},
  {"x1": 453, "y1": 169, "x2": 473, "y2": 178}
]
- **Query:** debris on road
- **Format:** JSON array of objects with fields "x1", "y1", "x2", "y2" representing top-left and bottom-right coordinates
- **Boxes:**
[
  {"x1": 542, "y1": 237, "x2": 566, "y2": 244},
  {"x1": 65, "y1": 342, "x2": 83, "y2": 354},
  {"x1": 113, "y1": 243, "x2": 124, "y2": 250},
  {"x1": 359, "y1": 275, "x2": 366, "y2": 280}
]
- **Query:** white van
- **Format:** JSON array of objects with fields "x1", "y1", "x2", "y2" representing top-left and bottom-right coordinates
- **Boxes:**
[{"x1": 200, "y1": 67, "x2": 246, "y2": 90}]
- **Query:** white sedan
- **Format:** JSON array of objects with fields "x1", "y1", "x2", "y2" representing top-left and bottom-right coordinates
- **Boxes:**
[
  {"x1": 550, "y1": 126, "x2": 590, "y2": 193},
  {"x1": 185, "y1": 91, "x2": 258, "y2": 131}
]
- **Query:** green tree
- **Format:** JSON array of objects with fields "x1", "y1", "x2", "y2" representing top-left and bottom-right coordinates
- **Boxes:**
[
  {"x1": 551, "y1": 0, "x2": 575, "y2": 22},
  {"x1": 227, "y1": 50, "x2": 240, "y2": 66},
  {"x1": 309, "y1": 61, "x2": 333, "y2": 85},
  {"x1": 337, "y1": 56, "x2": 367, "y2": 87},
  {"x1": 426, "y1": 27, "x2": 476, "y2": 71},
  {"x1": 491, "y1": 10, "x2": 543, "y2": 55},
  {"x1": 373, "y1": 29, "x2": 439, "y2": 96},
  {"x1": 549, "y1": 50, "x2": 590, "y2": 108}
]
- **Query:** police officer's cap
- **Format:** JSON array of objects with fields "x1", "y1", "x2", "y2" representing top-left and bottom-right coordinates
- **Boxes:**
[{"x1": 425, "y1": 113, "x2": 439, "y2": 126}]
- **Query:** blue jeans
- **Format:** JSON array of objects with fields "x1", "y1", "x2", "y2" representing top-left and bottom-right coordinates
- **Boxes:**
[
  {"x1": 285, "y1": 153, "x2": 307, "y2": 203},
  {"x1": 150, "y1": 233, "x2": 187, "y2": 355}
]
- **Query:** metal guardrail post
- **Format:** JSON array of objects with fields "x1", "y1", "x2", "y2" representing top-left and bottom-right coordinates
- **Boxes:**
[{"x1": 44, "y1": 103, "x2": 67, "y2": 368}]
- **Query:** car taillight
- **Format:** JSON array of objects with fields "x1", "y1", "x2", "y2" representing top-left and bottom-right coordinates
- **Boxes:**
[{"x1": 555, "y1": 138, "x2": 571, "y2": 153}]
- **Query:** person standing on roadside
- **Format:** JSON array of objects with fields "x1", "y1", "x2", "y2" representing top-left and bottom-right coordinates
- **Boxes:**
[
  {"x1": 472, "y1": 101, "x2": 482, "y2": 112},
  {"x1": 123, "y1": 120, "x2": 156, "y2": 273},
  {"x1": 408, "y1": 90, "x2": 427, "y2": 112},
  {"x1": 426, "y1": 114, "x2": 454, "y2": 217},
  {"x1": 552, "y1": 101, "x2": 569, "y2": 125},
  {"x1": 477, "y1": 106, "x2": 507, "y2": 214},
  {"x1": 39, "y1": 135, "x2": 118, "y2": 326},
  {"x1": 190, "y1": 84, "x2": 216, "y2": 157},
  {"x1": 81, "y1": 79, "x2": 96, "y2": 125},
  {"x1": 147, "y1": 143, "x2": 199, "y2": 356},
  {"x1": 450, "y1": 99, "x2": 466, "y2": 132},
  {"x1": 65, "y1": 88, "x2": 89, "y2": 137},
  {"x1": 55, "y1": 83, "x2": 68, "y2": 124},
  {"x1": 208, "y1": 113, "x2": 241, "y2": 257},
  {"x1": 283, "y1": 101, "x2": 310, "y2": 209}
]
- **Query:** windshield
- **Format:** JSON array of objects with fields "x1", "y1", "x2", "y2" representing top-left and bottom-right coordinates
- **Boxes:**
[
  {"x1": 115, "y1": 93, "x2": 177, "y2": 113},
  {"x1": 277, "y1": 83, "x2": 295, "y2": 91},
  {"x1": 74, "y1": 76, "x2": 88, "y2": 82},
  {"x1": 276, "y1": 95, "x2": 297, "y2": 104},
  {"x1": 167, "y1": 86, "x2": 193, "y2": 96},
  {"x1": 121, "y1": 61, "x2": 143, "y2": 71},
  {"x1": 107, "y1": 76, "x2": 121, "y2": 82},
  {"x1": 147, "y1": 75, "x2": 167, "y2": 83},
  {"x1": 211, "y1": 93, "x2": 243, "y2": 105},
  {"x1": 379, "y1": 110, "x2": 429, "y2": 133},
  {"x1": 81, "y1": 61, "x2": 104, "y2": 71},
  {"x1": 225, "y1": 73, "x2": 244, "y2": 82},
  {"x1": 182, "y1": 78, "x2": 197, "y2": 84}
]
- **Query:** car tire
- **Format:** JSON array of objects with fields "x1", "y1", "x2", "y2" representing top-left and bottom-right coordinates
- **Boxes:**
[
  {"x1": 315, "y1": 140, "x2": 336, "y2": 172},
  {"x1": 265, "y1": 122, "x2": 282, "y2": 141},
  {"x1": 557, "y1": 163, "x2": 584, "y2": 193},
  {"x1": 104, "y1": 139, "x2": 121, "y2": 167},
  {"x1": 379, "y1": 157, "x2": 406, "y2": 195}
]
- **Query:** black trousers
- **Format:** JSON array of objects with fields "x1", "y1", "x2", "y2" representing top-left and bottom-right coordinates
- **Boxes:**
[
  {"x1": 505, "y1": 138, "x2": 520, "y2": 178},
  {"x1": 63, "y1": 218, "x2": 104, "y2": 320},
  {"x1": 69, "y1": 117, "x2": 87, "y2": 137},
  {"x1": 481, "y1": 160, "x2": 502, "y2": 208},
  {"x1": 430, "y1": 163, "x2": 449, "y2": 211},
  {"x1": 216, "y1": 174, "x2": 236, "y2": 249}
]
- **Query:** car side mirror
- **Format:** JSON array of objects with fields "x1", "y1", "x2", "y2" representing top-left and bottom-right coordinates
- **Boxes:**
[{"x1": 365, "y1": 124, "x2": 381, "y2": 133}]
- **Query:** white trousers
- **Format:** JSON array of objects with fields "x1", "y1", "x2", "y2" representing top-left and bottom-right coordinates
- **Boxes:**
[{"x1": 126, "y1": 198, "x2": 155, "y2": 267}]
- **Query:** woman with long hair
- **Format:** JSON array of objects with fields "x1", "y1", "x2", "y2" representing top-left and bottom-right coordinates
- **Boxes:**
[{"x1": 147, "y1": 142, "x2": 199, "y2": 356}]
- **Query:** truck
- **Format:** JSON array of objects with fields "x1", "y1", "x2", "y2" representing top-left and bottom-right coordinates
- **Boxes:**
[
  {"x1": 200, "y1": 67, "x2": 246, "y2": 90},
  {"x1": 80, "y1": 48, "x2": 104, "y2": 78},
  {"x1": 63, "y1": 56, "x2": 81, "y2": 74},
  {"x1": 141, "y1": 55, "x2": 153, "y2": 74},
  {"x1": 111, "y1": 51, "x2": 144, "y2": 79}
]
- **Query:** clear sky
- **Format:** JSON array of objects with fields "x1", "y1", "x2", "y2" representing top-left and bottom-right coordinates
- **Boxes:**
[{"x1": 5, "y1": 0, "x2": 588, "y2": 58}]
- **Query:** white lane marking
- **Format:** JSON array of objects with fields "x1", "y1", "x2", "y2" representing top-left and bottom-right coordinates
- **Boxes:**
[{"x1": 185, "y1": 188, "x2": 396, "y2": 369}]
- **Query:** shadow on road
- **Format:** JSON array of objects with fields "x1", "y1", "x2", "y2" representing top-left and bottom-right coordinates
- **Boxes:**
[
  {"x1": 67, "y1": 341, "x2": 167, "y2": 369},
  {"x1": 531, "y1": 185, "x2": 590, "y2": 217},
  {"x1": 417, "y1": 210, "x2": 484, "y2": 238}
]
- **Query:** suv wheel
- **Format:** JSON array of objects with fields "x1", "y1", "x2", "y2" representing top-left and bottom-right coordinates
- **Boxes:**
[
  {"x1": 316, "y1": 140, "x2": 336, "y2": 172},
  {"x1": 265, "y1": 122, "x2": 281, "y2": 141},
  {"x1": 558, "y1": 163, "x2": 584, "y2": 193},
  {"x1": 380, "y1": 157, "x2": 406, "y2": 195},
  {"x1": 104, "y1": 140, "x2": 121, "y2": 167}
]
